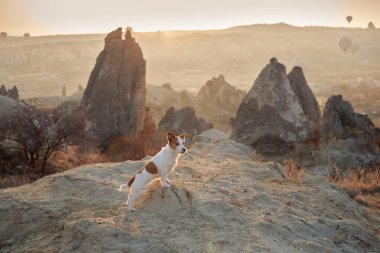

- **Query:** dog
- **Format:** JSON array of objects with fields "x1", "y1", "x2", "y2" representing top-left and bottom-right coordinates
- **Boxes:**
[{"x1": 119, "y1": 132, "x2": 187, "y2": 211}]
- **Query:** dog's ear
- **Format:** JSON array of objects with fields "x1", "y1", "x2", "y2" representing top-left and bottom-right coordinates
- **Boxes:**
[
  {"x1": 180, "y1": 133, "x2": 187, "y2": 141},
  {"x1": 167, "y1": 132, "x2": 176, "y2": 142}
]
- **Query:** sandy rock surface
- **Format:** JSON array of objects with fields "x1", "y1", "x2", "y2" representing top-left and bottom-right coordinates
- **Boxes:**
[{"x1": 1, "y1": 133, "x2": 379, "y2": 252}]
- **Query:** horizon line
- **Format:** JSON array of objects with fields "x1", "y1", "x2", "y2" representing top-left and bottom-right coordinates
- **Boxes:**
[{"x1": 2, "y1": 22, "x2": 377, "y2": 37}]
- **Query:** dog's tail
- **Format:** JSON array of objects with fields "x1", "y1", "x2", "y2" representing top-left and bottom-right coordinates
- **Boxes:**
[
  {"x1": 119, "y1": 184, "x2": 129, "y2": 191},
  {"x1": 119, "y1": 174, "x2": 136, "y2": 191}
]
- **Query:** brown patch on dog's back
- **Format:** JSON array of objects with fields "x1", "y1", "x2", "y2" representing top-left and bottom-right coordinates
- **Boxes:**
[
  {"x1": 168, "y1": 132, "x2": 178, "y2": 150},
  {"x1": 145, "y1": 161, "x2": 158, "y2": 174},
  {"x1": 128, "y1": 175, "x2": 135, "y2": 187},
  {"x1": 128, "y1": 168, "x2": 143, "y2": 187}
]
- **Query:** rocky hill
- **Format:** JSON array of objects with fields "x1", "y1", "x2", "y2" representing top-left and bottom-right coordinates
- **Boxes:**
[
  {"x1": 1, "y1": 130, "x2": 379, "y2": 252},
  {"x1": 198, "y1": 75, "x2": 246, "y2": 113}
]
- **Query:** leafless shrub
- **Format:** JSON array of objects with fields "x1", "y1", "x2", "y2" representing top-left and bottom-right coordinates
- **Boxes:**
[{"x1": 0, "y1": 102, "x2": 84, "y2": 177}]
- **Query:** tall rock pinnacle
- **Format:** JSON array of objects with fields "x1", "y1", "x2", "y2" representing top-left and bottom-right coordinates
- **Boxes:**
[{"x1": 81, "y1": 27, "x2": 146, "y2": 144}]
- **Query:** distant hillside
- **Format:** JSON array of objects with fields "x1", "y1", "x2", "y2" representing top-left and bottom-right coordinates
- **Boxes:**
[{"x1": 0, "y1": 24, "x2": 379, "y2": 124}]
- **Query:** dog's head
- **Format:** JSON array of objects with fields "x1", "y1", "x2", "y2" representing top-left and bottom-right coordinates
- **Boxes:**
[{"x1": 167, "y1": 132, "x2": 187, "y2": 154}]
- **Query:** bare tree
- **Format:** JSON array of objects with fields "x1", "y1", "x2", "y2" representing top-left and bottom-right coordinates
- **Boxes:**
[{"x1": 0, "y1": 103, "x2": 84, "y2": 176}]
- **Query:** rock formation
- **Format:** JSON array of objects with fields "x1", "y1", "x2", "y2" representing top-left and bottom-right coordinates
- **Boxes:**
[
  {"x1": 1, "y1": 132, "x2": 380, "y2": 252},
  {"x1": 7, "y1": 86, "x2": 19, "y2": 100},
  {"x1": 321, "y1": 95, "x2": 379, "y2": 152},
  {"x1": 162, "y1": 83, "x2": 173, "y2": 90},
  {"x1": 288, "y1": 66, "x2": 320, "y2": 139},
  {"x1": 159, "y1": 107, "x2": 213, "y2": 141},
  {"x1": 318, "y1": 95, "x2": 380, "y2": 170},
  {"x1": 0, "y1": 84, "x2": 7, "y2": 96},
  {"x1": 81, "y1": 27, "x2": 146, "y2": 144},
  {"x1": 0, "y1": 85, "x2": 19, "y2": 100},
  {"x1": 198, "y1": 75, "x2": 246, "y2": 112},
  {"x1": 232, "y1": 58, "x2": 310, "y2": 154}
]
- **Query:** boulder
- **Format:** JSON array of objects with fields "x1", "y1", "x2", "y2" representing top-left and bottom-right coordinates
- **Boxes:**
[
  {"x1": 232, "y1": 58, "x2": 310, "y2": 154},
  {"x1": 81, "y1": 27, "x2": 146, "y2": 144},
  {"x1": 320, "y1": 95, "x2": 380, "y2": 170},
  {"x1": 198, "y1": 75, "x2": 246, "y2": 112},
  {"x1": 158, "y1": 107, "x2": 213, "y2": 141},
  {"x1": 288, "y1": 67, "x2": 320, "y2": 139},
  {"x1": 321, "y1": 95, "x2": 379, "y2": 150}
]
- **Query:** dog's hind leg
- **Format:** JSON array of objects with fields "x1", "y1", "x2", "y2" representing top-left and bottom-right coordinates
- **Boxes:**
[
  {"x1": 127, "y1": 188, "x2": 143, "y2": 211},
  {"x1": 126, "y1": 192, "x2": 132, "y2": 208},
  {"x1": 127, "y1": 192, "x2": 136, "y2": 211}
]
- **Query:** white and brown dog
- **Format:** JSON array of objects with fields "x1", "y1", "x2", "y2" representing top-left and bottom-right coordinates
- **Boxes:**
[{"x1": 119, "y1": 132, "x2": 187, "y2": 211}]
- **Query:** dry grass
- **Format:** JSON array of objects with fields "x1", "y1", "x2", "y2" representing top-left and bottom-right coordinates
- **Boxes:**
[
  {"x1": 0, "y1": 175, "x2": 32, "y2": 189},
  {"x1": 327, "y1": 165, "x2": 380, "y2": 209},
  {"x1": 282, "y1": 159, "x2": 305, "y2": 183}
]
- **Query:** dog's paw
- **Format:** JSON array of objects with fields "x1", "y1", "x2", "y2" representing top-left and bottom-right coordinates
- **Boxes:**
[{"x1": 161, "y1": 186, "x2": 168, "y2": 198}]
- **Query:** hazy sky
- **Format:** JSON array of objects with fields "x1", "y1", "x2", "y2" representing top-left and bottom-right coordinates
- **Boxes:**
[{"x1": 1, "y1": 0, "x2": 379, "y2": 35}]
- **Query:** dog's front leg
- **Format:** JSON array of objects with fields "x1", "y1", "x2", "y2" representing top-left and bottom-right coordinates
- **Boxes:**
[{"x1": 160, "y1": 172, "x2": 169, "y2": 198}]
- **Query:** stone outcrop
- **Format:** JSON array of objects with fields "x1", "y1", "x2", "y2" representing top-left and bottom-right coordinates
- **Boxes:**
[
  {"x1": 81, "y1": 27, "x2": 146, "y2": 143},
  {"x1": 162, "y1": 83, "x2": 173, "y2": 91},
  {"x1": 0, "y1": 84, "x2": 7, "y2": 96},
  {"x1": 232, "y1": 58, "x2": 310, "y2": 154},
  {"x1": 0, "y1": 85, "x2": 19, "y2": 100},
  {"x1": 198, "y1": 75, "x2": 246, "y2": 112},
  {"x1": 158, "y1": 107, "x2": 213, "y2": 141},
  {"x1": 1, "y1": 133, "x2": 380, "y2": 253},
  {"x1": 321, "y1": 95, "x2": 380, "y2": 152},
  {"x1": 288, "y1": 67, "x2": 320, "y2": 139},
  {"x1": 318, "y1": 95, "x2": 380, "y2": 170}
]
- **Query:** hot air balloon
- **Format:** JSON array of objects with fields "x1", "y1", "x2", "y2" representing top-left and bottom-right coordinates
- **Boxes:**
[
  {"x1": 339, "y1": 37, "x2": 352, "y2": 53},
  {"x1": 368, "y1": 22, "x2": 376, "y2": 30},
  {"x1": 346, "y1": 16, "x2": 353, "y2": 23},
  {"x1": 350, "y1": 41, "x2": 360, "y2": 54}
]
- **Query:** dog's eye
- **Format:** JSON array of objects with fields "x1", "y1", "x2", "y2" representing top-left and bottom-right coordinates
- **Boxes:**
[{"x1": 175, "y1": 143, "x2": 179, "y2": 146}]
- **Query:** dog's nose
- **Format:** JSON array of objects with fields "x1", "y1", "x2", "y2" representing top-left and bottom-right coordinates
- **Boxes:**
[{"x1": 182, "y1": 148, "x2": 186, "y2": 153}]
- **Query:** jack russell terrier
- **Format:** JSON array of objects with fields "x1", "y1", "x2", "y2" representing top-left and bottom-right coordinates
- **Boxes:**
[{"x1": 119, "y1": 132, "x2": 187, "y2": 211}]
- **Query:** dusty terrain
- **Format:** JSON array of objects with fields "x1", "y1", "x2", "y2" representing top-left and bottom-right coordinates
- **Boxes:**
[{"x1": 1, "y1": 130, "x2": 379, "y2": 252}]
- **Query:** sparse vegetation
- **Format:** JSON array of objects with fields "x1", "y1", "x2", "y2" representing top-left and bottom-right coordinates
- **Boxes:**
[
  {"x1": 327, "y1": 165, "x2": 380, "y2": 209},
  {"x1": 282, "y1": 159, "x2": 305, "y2": 183},
  {"x1": 0, "y1": 103, "x2": 84, "y2": 178},
  {"x1": 104, "y1": 115, "x2": 165, "y2": 162}
]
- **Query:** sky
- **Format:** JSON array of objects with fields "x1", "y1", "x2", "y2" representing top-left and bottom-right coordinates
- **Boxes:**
[{"x1": 0, "y1": 0, "x2": 379, "y2": 35}]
